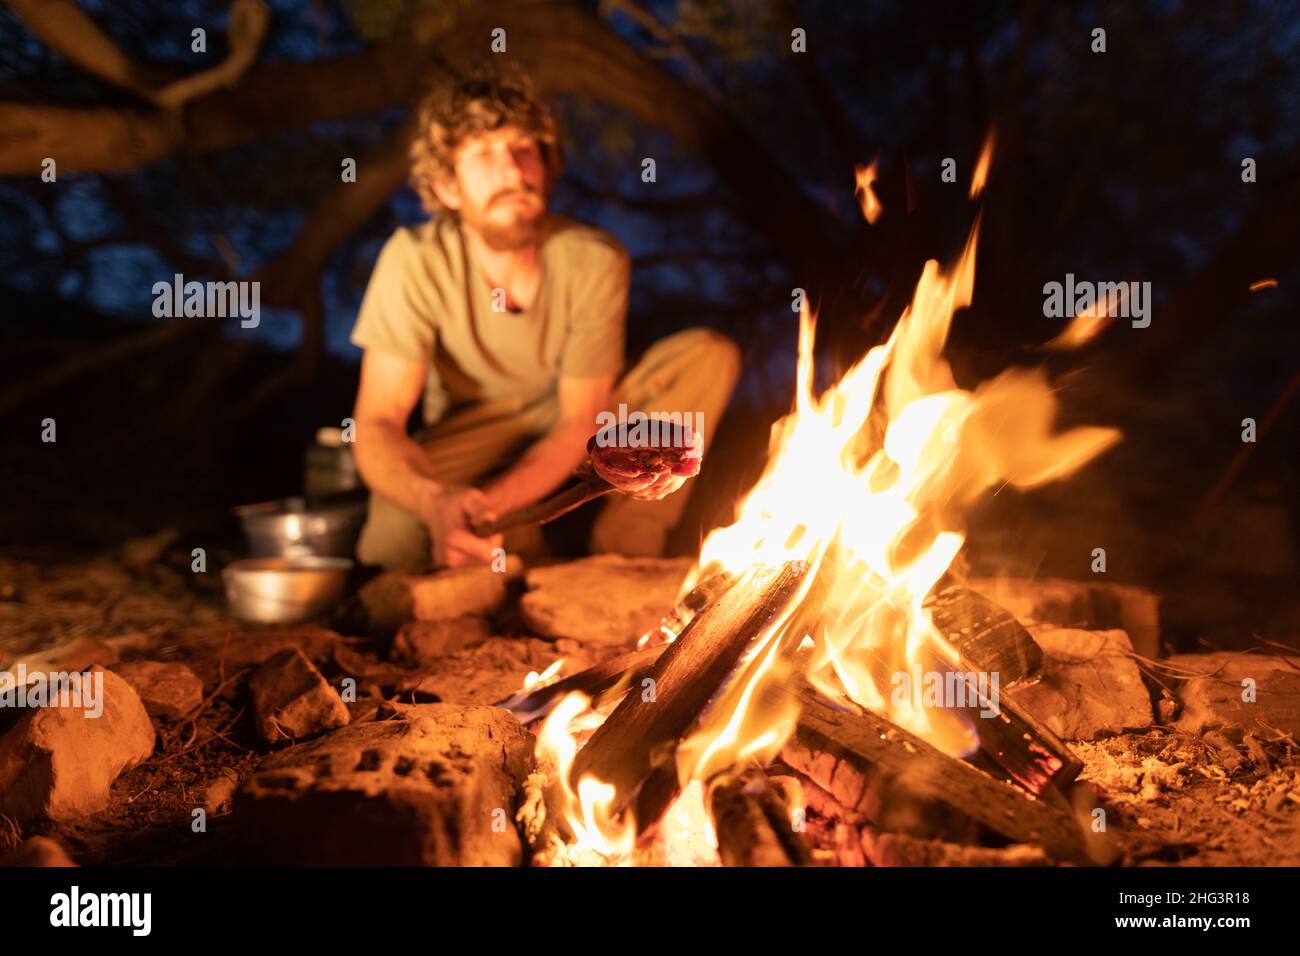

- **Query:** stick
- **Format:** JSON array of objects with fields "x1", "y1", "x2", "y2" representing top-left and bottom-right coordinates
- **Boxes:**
[
  {"x1": 471, "y1": 473, "x2": 613, "y2": 537},
  {"x1": 494, "y1": 571, "x2": 737, "y2": 722},
  {"x1": 472, "y1": 421, "x2": 701, "y2": 537},
  {"x1": 498, "y1": 645, "x2": 663, "y2": 723}
]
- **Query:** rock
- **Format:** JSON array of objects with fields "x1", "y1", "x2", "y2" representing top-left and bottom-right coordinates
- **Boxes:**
[
  {"x1": 1168, "y1": 652, "x2": 1300, "y2": 740},
  {"x1": 198, "y1": 767, "x2": 241, "y2": 815},
  {"x1": 121, "y1": 527, "x2": 180, "y2": 570},
  {"x1": 234, "y1": 705, "x2": 533, "y2": 865},
  {"x1": 0, "y1": 836, "x2": 77, "y2": 866},
  {"x1": 330, "y1": 644, "x2": 419, "y2": 691},
  {"x1": 173, "y1": 623, "x2": 343, "y2": 691},
  {"x1": 358, "y1": 557, "x2": 523, "y2": 634},
  {"x1": 390, "y1": 617, "x2": 493, "y2": 664},
  {"x1": 247, "y1": 649, "x2": 350, "y2": 747},
  {"x1": 1007, "y1": 627, "x2": 1153, "y2": 739},
  {"x1": 970, "y1": 576, "x2": 1160, "y2": 659},
  {"x1": 111, "y1": 660, "x2": 204, "y2": 719},
  {"x1": 345, "y1": 698, "x2": 384, "y2": 724},
  {"x1": 402, "y1": 636, "x2": 607, "y2": 706},
  {"x1": 519, "y1": 555, "x2": 694, "y2": 646},
  {"x1": 0, "y1": 667, "x2": 155, "y2": 822}
]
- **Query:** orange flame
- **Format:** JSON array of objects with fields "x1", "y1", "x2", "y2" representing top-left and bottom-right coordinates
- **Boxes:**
[
  {"x1": 970, "y1": 130, "x2": 996, "y2": 199},
  {"x1": 533, "y1": 692, "x2": 636, "y2": 866},
  {"x1": 1044, "y1": 288, "x2": 1122, "y2": 351},
  {"x1": 855, "y1": 160, "x2": 883, "y2": 224},
  {"x1": 678, "y1": 157, "x2": 1119, "y2": 792}
]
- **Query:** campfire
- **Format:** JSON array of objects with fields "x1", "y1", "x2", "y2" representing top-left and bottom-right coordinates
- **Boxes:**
[
  {"x1": 12, "y1": 147, "x2": 1294, "y2": 875},
  {"x1": 6, "y1": 0, "x2": 1300, "y2": 924},
  {"x1": 507, "y1": 178, "x2": 1123, "y2": 866}
]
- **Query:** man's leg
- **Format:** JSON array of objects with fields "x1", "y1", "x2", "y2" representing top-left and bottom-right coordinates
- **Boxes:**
[
  {"x1": 355, "y1": 493, "x2": 429, "y2": 571},
  {"x1": 591, "y1": 327, "x2": 742, "y2": 556},
  {"x1": 355, "y1": 397, "x2": 556, "y2": 570}
]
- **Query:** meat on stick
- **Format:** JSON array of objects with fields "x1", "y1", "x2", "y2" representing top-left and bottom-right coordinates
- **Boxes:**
[{"x1": 469, "y1": 421, "x2": 702, "y2": 537}]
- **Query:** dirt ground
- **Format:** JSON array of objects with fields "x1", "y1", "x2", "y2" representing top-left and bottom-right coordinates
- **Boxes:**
[{"x1": 2, "y1": 542, "x2": 1298, "y2": 866}]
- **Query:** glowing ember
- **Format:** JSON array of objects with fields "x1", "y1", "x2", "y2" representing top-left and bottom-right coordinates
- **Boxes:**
[{"x1": 660, "y1": 781, "x2": 721, "y2": 866}]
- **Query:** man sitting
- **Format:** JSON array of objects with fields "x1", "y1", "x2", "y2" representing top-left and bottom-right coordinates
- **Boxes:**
[{"x1": 350, "y1": 70, "x2": 741, "y2": 569}]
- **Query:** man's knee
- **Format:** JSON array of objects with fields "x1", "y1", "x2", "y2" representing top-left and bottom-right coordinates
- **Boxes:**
[
  {"x1": 662, "y1": 326, "x2": 740, "y2": 370},
  {"x1": 674, "y1": 327, "x2": 742, "y2": 424},
  {"x1": 689, "y1": 327, "x2": 742, "y2": 390},
  {"x1": 649, "y1": 326, "x2": 742, "y2": 399}
]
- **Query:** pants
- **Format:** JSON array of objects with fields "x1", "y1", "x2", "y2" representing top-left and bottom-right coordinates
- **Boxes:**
[{"x1": 356, "y1": 327, "x2": 742, "y2": 570}]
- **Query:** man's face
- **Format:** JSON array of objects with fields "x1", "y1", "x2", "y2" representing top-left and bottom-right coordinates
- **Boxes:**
[{"x1": 436, "y1": 125, "x2": 547, "y2": 250}]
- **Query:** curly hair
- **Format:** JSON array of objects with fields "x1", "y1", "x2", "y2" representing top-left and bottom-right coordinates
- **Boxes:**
[{"x1": 408, "y1": 66, "x2": 563, "y2": 216}]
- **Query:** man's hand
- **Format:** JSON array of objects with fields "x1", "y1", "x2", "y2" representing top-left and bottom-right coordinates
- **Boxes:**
[
  {"x1": 589, "y1": 422, "x2": 703, "y2": 500},
  {"x1": 424, "y1": 486, "x2": 502, "y2": 568}
]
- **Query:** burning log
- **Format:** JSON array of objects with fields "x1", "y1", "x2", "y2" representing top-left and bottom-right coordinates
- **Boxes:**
[
  {"x1": 926, "y1": 583, "x2": 1043, "y2": 684},
  {"x1": 961, "y1": 685, "x2": 1082, "y2": 796},
  {"x1": 516, "y1": 571, "x2": 1078, "y2": 807},
  {"x1": 571, "y1": 561, "x2": 810, "y2": 810},
  {"x1": 496, "y1": 571, "x2": 736, "y2": 722},
  {"x1": 501, "y1": 645, "x2": 663, "y2": 723},
  {"x1": 709, "y1": 768, "x2": 814, "y2": 867},
  {"x1": 779, "y1": 681, "x2": 1117, "y2": 865},
  {"x1": 514, "y1": 562, "x2": 1090, "y2": 863},
  {"x1": 920, "y1": 585, "x2": 1082, "y2": 794}
]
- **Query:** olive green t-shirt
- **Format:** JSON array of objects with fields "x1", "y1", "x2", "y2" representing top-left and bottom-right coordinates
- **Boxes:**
[{"x1": 351, "y1": 214, "x2": 630, "y2": 425}]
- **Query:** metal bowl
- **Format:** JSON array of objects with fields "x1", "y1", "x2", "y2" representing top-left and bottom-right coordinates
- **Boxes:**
[
  {"x1": 223, "y1": 556, "x2": 353, "y2": 624},
  {"x1": 234, "y1": 497, "x2": 365, "y2": 559}
]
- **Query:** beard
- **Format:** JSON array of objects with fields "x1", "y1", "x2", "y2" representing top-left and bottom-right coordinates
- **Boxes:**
[{"x1": 461, "y1": 187, "x2": 545, "y2": 251}]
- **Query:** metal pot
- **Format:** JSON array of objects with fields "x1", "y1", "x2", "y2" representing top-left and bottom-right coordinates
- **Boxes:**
[
  {"x1": 305, "y1": 427, "x2": 362, "y2": 499},
  {"x1": 234, "y1": 496, "x2": 365, "y2": 558},
  {"x1": 222, "y1": 556, "x2": 353, "y2": 624}
]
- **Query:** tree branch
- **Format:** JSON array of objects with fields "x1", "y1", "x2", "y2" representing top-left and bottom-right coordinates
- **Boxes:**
[
  {"x1": 152, "y1": 0, "x2": 271, "y2": 110},
  {"x1": 4, "y1": 0, "x2": 169, "y2": 100},
  {"x1": 1, "y1": 1, "x2": 845, "y2": 277},
  {"x1": 254, "y1": 115, "x2": 417, "y2": 309}
]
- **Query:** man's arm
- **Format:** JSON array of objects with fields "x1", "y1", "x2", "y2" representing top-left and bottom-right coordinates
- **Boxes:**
[
  {"x1": 352, "y1": 349, "x2": 499, "y2": 566},
  {"x1": 481, "y1": 373, "x2": 613, "y2": 516}
]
